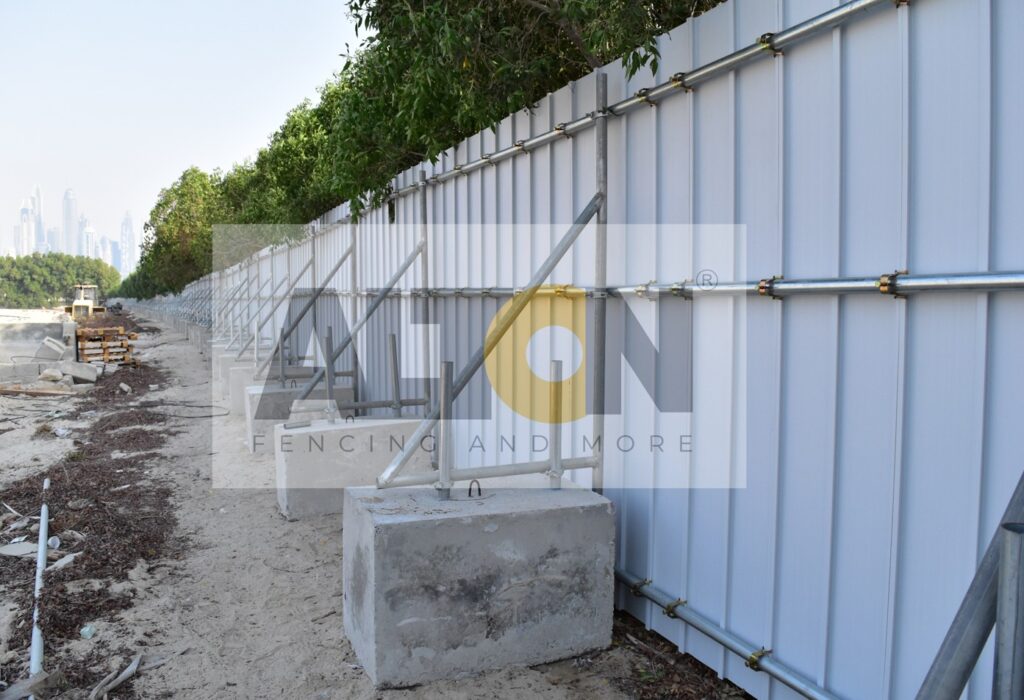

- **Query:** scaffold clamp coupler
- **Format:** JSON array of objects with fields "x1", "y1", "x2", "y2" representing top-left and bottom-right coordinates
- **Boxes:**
[
  {"x1": 629, "y1": 578, "x2": 652, "y2": 597},
  {"x1": 663, "y1": 598, "x2": 686, "y2": 619},
  {"x1": 746, "y1": 647, "x2": 772, "y2": 671},
  {"x1": 758, "y1": 275, "x2": 783, "y2": 299},
  {"x1": 758, "y1": 32, "x2": 783, "y2": 56},
  {"x1": 877, "y1": 269, "x2": 908, "y2": 297}
]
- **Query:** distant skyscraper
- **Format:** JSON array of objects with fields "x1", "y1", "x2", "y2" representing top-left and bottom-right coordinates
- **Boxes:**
[
  {"x1": 18, "y1": 200, "x2": 34, "y2": 256},
  {"x1": 63, "y1": 190, "x2": 78, "y2": 255},
  {"x1": 120, "y1": 212, "x2": 135, "y2": 273},
  {"x1": 99, "y1": 236, "x2": 111, "y2": 265},
  {"x1": 47, "y1": 227, "x2": 59, "y2": 253},
  {"x1": 110, "y1": 240, "x2": 122, "y2": 273},
  {"x1": 78, "y1": 215, "x2": 89, "y2": 256},
  {"x1": 83, "y1": 225, "x2": 96, "y2": 260},
  {"x1": 31, "y1": 186, "x2": 45, "y2": 253}
]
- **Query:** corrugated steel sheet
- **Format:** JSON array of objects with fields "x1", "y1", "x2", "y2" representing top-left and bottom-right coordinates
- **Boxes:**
[{"x1": 167, "y1": 0, "x2": 1024, "y2": 697}]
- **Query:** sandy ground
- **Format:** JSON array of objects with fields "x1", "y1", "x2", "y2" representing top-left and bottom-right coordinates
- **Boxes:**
[
  {"x1": 1, "y1": 316, "x2": 745, "y2": 699},
  {"x1": 127, "y1": 322, "x2": 634, "y2": 699}
]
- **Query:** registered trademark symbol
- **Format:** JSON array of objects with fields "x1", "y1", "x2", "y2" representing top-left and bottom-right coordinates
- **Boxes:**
[{"x1": 695, "y1": 269, "x2": 718, "y2": 290}]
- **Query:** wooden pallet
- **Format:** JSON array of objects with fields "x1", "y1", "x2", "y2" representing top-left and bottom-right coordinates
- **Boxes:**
[{"x1": 76, "y1": 327, "x2": 137, "y2": 365}]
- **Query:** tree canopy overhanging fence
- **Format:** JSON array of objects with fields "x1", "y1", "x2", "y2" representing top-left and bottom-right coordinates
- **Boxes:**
[{"x1": 115, "y1": 0, "x2": 723, "y2": 300}]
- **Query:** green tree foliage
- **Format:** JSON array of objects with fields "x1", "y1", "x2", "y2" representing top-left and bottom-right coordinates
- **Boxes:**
[
  {"x1": 123, "y1": 0, "x2": 721, "y2": 298},
  {"x1": 0, "y1": 253, "x2": 120, "y2": 308},
  {"x1": 333, "y1": 0, "x2": 721, "y2": 213}
]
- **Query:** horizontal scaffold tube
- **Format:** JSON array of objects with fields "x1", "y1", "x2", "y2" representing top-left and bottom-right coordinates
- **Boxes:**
[
  {"x1": 386, "y1": 0, "x2": 894, "y2": 202},
  {"x1": 386, "y1": 455, "x2": 598, "y2": 489},
  {"x1": 616, "y1": 569, "x2": 839, "y2": 700},
  {"x1": 280, "y1": 271, "x2": 1024, "y2": 300}
]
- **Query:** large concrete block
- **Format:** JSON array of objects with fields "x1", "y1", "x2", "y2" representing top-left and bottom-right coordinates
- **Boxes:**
[
  {"x1": 244, "y1": 383, "x2": 355, "y2": 453},
  {"x1": 343, "y1": 486, "x2": 615, "y2": 687},
  {"x1": 57, "y1": 361, "x2": 98, "y2": 384},
  {"x1": 219, "y1": 354, "x2": 254, "y2": 399},
  {"x1": 273, "y1": 418, "x2": 432, "y2": 520},
  {"x1": 34, "y1": 337, "x2": 66, "y2": 361},
  {"x1": 228, "y1": 365, "x2": 257, "y2": 410}
]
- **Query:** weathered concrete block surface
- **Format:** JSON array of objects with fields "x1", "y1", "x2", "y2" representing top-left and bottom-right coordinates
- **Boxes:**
[
  {"x1": 34, "y1": 337, "x2": 66, "y2": 361},
  {"x1": 274, "y1": 418, "x2": 431, "y2": 519},
  {"x1": 221, "y1": 356, "x2": 254, "y2": 401},
  {"x1": 244, "y1": 383, "x2": 355, "y2": 453},
  {"x1": 57, "y1": 361, "x2": 98, "y2": 384},
  {"x1": 343, "y1": 486, "x2": 615, "y2": 687},
  {"x1": 228, "y1": 365, "x2": 257, "y2": 410}
]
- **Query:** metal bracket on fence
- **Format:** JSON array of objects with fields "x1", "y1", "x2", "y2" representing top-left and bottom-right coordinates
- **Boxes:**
[
  {"x1": 877, "y1": 269, "x2": 908, "y2": 297},
  {"x1": 468, "y1": 479, "x2": 482, "y2": 498},
  {"x1": 633, "y1": 280, "x2": 659, "y2": 300},
  {"x1": 669, "y1": 72, "x2": 692, "y2": 93},
  {"x1": 758, "y1": 275, "x2": 784, "y2": 300},
  {"x1": 758, "y1": 32, "x2": 783, "y2": 56},
  {"x1": 746, "y1": 647, "x2": 772, "y2": 672},
  {"x1": 629, "y1": 578, "x2": 652, "y2": 597},
  {"x1": 663, "y1": 598, "x2": 687, "y2": 619},
  {"x1": 635, "y1": 88, "x2": 655, "y2": 106}
]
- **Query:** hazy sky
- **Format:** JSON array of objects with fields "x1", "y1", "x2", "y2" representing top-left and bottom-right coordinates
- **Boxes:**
[{"x1": 1, "y1": 0, "x2": 359, "y2": 251}]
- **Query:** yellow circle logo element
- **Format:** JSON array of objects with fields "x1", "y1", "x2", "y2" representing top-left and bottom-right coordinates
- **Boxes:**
[{"x1": 483, "y1": 285, "x2": 587, "y2": 423}]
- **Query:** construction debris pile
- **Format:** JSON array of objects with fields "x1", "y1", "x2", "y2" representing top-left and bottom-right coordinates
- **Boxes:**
[{"x1": 0, "y1": 312, "x2": 139, "y2": 398}]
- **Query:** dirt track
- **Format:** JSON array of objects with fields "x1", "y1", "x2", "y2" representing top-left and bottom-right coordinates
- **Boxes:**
[{"x1": 0, "y1": 315, "x2": 746, "y2": 699}]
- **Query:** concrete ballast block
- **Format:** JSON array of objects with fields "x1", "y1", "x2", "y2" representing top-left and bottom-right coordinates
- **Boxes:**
[
  {"x1": 274, "y1": 418, "x2": 432, "y2": 520},
  {"x1": 244, "y1": 383, "x2": 355, "y2": 453},
  {"x1": 228, "y1": 365, "x2": 256, "y2": 409},
  {"x1": 343, "y1": 486, "x2": 615, "y2": 687}
]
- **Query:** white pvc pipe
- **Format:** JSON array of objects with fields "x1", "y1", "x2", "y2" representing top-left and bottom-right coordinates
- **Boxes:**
[{"x1": 29, "y1": 477, "x2": 50, "y2": 690}]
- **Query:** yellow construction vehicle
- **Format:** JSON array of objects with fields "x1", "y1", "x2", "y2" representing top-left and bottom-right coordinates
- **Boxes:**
[{"x1": 64, "y1": 284, "x2": 106, "y2": 318}]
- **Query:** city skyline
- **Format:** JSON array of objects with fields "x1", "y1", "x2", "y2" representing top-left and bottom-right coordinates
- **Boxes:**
[
  {"x1": 5, "y1": 185, "x2": 136, "y2": 277},
  {"x1": 0, "y1": 0, "x2": 354, "y2": 278}
]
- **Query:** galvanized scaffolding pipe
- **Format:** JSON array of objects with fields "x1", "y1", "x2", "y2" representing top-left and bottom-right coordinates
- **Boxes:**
[
  {"x1": 377, "y1": 193, "x2": 603, "y2": 488},
  {"x1": 995, "y1": 523, "x2": 1024, "y2": 699},
  {"x1": 418, "y1": 170, "x2": 432, "y2": 409},
  {"x1": 386, "y1": 456, "x2": 598, "y2": 489},
  {"x1": 616, "y1": 569, "x2": 838, "y2": 700},
  {"x1": 322, "y1": 326, "x2": 338, "y2": 422},
  {"x1": 301, "y1": 270, "x2": 1024, "y2": 300},
  {"x1": 255, "y1": 241, "x2": 355, "y2": 376},
  {"x1": 387, "y1": 0, "x2": 894, "y2": 202},
  {"x1": 295, "y1": 240, "x2": 426, "y2": 402},
  {"x1": 592, "y1": 71, "x2": 608, "y2": 495},
  {"x1": 548, "y1": 360, "x2": 564, "y2": 489},
  {"x1": 388, "y1": 333, "x2": 403, "y2": 417},
  {"x1": 617, "y1": 271, "x2": 1024, "y2": 299},
  {"x1": 435, "y1": 361, "x2": 454, "y2": 500},
  {"x1": 235, "y1": 276, "x2": 273, "y2": 344},
  {"x1": 917, "y1": 468, "x2": 1024, "y2": 700},
  {"x1": 235, "y1": 255, "x2": 315, "y2": 359}
]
